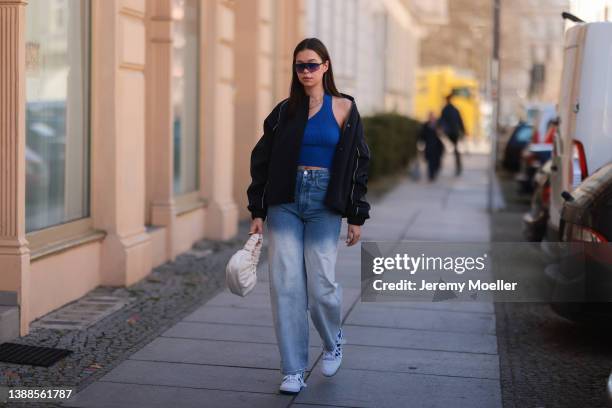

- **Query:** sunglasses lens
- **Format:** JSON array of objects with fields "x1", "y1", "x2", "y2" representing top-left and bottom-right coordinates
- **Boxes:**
[{"x1": 295, "y1": 63, "x2": 321, "y2": 73}]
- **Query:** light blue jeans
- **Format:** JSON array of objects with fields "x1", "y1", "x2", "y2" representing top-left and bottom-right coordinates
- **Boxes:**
[{"x1": 266, "y1": 168, "x2": 343, "y2": 375}]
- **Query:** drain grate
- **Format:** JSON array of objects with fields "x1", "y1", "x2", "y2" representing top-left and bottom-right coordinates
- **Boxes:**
[
  {"x1": 0, "y1": 342, "x2": 72, "y2": 367},
  {"x1": 31, "y1": 295, "x2": 134, "y2": 330}
]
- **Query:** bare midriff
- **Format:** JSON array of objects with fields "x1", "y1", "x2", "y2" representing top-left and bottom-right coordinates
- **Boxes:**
[{"x1": 297, "y1": 165, "x2": 327, "y2": 170}]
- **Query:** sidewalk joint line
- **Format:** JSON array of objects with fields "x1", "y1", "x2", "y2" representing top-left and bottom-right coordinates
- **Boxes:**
[
  {"x1": 98, "y1": 379, "x2": 292, "y2": 397},
  {"x1": 359, "y1": 303, "x2": 495, "y2": 315},
  {"x1": 338, "y1": 366, "x2": 500, "y2": 381},
  {"x1": 343, "y1": 322, "x2": 496, "y2": 336},
  {"x1": 127, "y1": 357, "x2": 308, "y2": 371},
  {"x1": 341, "y1": 342, "x2": 498, "y2": 356}
]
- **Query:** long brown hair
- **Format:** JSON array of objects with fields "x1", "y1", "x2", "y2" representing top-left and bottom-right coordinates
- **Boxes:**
[{"x1": 287, "y1": 38, "x2": 342, "y2": 117}]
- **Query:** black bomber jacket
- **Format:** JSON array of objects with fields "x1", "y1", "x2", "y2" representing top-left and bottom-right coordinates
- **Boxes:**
[{"x1": 247, "y1": 92, "x2": 371, "y2": 226}]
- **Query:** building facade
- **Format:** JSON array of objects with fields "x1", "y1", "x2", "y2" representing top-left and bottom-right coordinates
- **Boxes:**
[
  {"x1": 499, "y1": 0, "x2": 569, "y2": 125},
  {"x1": 0, "y1": 0, "x2": 428, "y2": 340},
  {"x1": 0, "y1": 0, "x2": 305, "y2": 340},
  {"x1": 304, "y1": 0, "x2": 426, "y2": 116},
  {"x1": 419, "y1": 0, "x2": 490, "y2": 91}
]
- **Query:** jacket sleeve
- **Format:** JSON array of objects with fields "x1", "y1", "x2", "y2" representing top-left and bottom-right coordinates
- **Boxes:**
[
  {"x1": 246, "y1": 100, "x2": 285, "y2": 221},
  {"x1": 347, "y1": 111, "x2": 371, "y2": 226}
]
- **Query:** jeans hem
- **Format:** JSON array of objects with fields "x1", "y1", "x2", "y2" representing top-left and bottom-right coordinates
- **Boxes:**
[{"x1": 281, "y1": 367, "x2": 307, "y2": 376}]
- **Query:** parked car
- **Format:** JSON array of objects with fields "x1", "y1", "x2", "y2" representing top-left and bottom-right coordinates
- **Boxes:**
[
  {"x1": 544, "y1": 19, "x2": 612, "y2": 322},
  {"x1": 502, "y1": 121, "x2": 534, "y2": 172},
  {"x1": 516, "y1": 140, "x2": 554, "y2": 194},
  {"x1": 522, "y1": 159, "x2": 552, "y2": 242},
  {"x1": 525, "y1": 102, "x2": 557, "y2": 144},
  {"x1": 547, "y1": 21, "x2": 612, "y2": 244},
  {"x1": 548, "y1": 163, "x2": 612, "y2": 322},
  {"x1": 607, "y1": 370, "x2": 612, "y2": 407},
  {"x1": 515, "y1": 113, "x2": 557, "y2": 194}
]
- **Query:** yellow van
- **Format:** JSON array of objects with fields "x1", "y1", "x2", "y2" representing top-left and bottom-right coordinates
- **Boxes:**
[{"x1": 414, "y1": 66, "x2": 481, "y2": 139}]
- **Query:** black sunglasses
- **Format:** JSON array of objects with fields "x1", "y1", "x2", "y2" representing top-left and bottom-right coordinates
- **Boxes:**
[{"x1": 294, "y1": 62, "x2": 324, "y2": 73}]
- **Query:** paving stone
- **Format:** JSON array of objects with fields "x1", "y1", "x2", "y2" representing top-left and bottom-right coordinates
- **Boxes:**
[
  {"x1": 129, "y1": 337, "x2": 320, "y2": 370},
  {"x1": 357, "y1": 300, "x2": 495, "y2": 314},
  {"x1": 61, "y1": 381, "x2": 290, "y2": 408},
  {"x1": 296, "y1": 368, "x2": 501, "y2": 408},
  {"x1": 346, "y1": 303, "x2": 496, "y2": 334},
  {"x1": 183, "y1": 305, "x2": 274, "y2": 326},
  {"x1": 99, "y1": 360, "x2": 285, "y2": 394},
  {"x1": 341, "y1": 324, "x2": 498, "y2": 354},
  {"x1": 161, "y1": 321, "x2": 324, "y2": 346},
  {"x1": 320, "y1": 344, "x2": 499, "y2": 379}
]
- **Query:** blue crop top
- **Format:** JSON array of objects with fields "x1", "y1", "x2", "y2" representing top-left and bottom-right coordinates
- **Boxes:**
[{"x1": 297, "y1": 93, "x2": 341, "y2": 168}]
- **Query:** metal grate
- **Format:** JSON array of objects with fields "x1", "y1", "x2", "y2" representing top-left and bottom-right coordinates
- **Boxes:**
[
  {"x1": 30, "y1": 295, "x2": 133, "y2": 331},
  {"x1": 0, "y1": 342, "x2": 72, "y2": 367}
]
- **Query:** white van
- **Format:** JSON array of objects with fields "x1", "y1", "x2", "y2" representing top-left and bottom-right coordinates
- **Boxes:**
[{"x1": 548, "y1": 21, "x2": 612, "y2": 241}]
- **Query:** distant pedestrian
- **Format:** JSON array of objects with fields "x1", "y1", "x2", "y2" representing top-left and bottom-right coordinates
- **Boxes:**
[
  {"x1": 439, "y1": 94, "x2": 465, "y2": 176},
  {"x1": 247, "y1": 38, "x2": 371, "y2": 395},
  {"x1": 419, "y1": 112, "x2": 444, "y2": 181}
]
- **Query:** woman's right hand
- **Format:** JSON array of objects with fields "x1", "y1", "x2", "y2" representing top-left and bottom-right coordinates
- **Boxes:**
[{"x1": 249, "y1": 218, "x2": 264, "y2": 235}]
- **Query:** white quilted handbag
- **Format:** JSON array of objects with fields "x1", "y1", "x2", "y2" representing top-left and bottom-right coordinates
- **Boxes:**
[{"x1": 226, "y1": 233, "x2": 263, "y2": 297}]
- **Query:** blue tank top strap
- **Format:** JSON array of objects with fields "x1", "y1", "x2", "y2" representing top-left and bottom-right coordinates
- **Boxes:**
[{"x1": 323, "y1": 93, "x2": 333, "y2": 122}]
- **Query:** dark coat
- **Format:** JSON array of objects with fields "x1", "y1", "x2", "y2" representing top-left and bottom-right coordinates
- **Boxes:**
[
  {"x1": 247, "y1": 93, "x2": 371, "y2": 226},
  {"x1": 418, "y1": 122, "x2": 444, "y2": 160},
  {"x1": 439, "y1": 103, "x2": 465, "y2": 141}
]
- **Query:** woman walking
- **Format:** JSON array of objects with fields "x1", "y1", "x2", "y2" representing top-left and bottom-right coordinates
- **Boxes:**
[{"x1": 247, "y1": 38, "x2": 371, "y2": 394}]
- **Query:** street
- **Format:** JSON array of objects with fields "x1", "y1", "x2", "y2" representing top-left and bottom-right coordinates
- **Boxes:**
[{"x1": 493, "y1": 171, "x2": 612, "y2": 408}]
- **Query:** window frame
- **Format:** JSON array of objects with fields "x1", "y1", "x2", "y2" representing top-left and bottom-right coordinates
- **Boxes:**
[
  {"x1": 172, "y1": 0, "x2": 201, "y2": 200},
  {"x1": 25, "y1": 0, "x2": 96, "y2": 259}
]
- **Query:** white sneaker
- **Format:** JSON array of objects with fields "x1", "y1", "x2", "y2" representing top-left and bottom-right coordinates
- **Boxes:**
[
  {"x1": 321, "y1": 328, "x2": 344, "y2": 377},
  {"x1": 279, "y1": 372, "x2": 307, "y2": 394}
]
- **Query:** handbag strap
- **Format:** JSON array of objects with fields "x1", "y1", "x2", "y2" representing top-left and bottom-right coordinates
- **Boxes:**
[{"x1": 244, "y1": 233, "x2": 263, "y2": 252}]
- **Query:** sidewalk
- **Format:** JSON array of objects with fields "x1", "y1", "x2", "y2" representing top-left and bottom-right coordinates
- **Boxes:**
[{"x1": 62, "y1": 154, "x2": 501, "y2": 408}]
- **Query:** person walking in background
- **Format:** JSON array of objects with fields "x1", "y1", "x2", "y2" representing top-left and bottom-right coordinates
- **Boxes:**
[
  {"x1": 247, "y1": 38, "x2": 371, "y2": 395},
  {"x1": 439, "y1": 93, "x2": 465, "y2": 176},
  {"x1": 418, "y1": 112, "x2": 444, "y2": 181}
]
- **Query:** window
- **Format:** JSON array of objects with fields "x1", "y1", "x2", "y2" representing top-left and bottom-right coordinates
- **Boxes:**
[
  {"x1": 172, "y1": 0, "x2": 200, "y2": 195},
  {"x1": 452, "y1": 87, "x2": 472, "y2": 99},
  {"x1": 25, "y1": 0, "x2": 91, "y2": 233}
]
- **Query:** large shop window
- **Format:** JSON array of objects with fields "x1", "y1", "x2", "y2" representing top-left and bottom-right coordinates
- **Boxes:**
[
  {"x1": 25, "y1": 0, "x2": 91, "y2": 233},
  {"x1": 172, "y1": 0, "x2": 200, "y2": 196}
]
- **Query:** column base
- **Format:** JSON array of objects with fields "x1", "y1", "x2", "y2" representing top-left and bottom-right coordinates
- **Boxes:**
[
  {"x1": 205, "y1": 200, "x2": 239, "y2": 241},
  {"x1": 100, "y1": 231, "x2": 152, "y2": 287},
  {"x1": 150, "y1": 201, "x2": 177, "y2": 262},
  {"x1": 0, "y1": 239, "x2": 31, "y2": 337}
]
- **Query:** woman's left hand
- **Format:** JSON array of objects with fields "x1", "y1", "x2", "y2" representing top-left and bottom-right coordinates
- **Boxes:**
[{"x1": 345, "y1": 224, "x2": 361, "y2": 246}]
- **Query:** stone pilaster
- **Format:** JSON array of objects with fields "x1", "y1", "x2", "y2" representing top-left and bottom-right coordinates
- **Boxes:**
[
  {"x1": 0, "y1": 0, "x2": 30, "y2": 336},
  {"x1": 146, "y1": 0, "x2": 177, "y2": 260},
  {"x1": 199, "y1": 0, "x2": 238, "y2": 240},
  {"x1": 91, "y1": 0, "x2": 152, "y2": 286},
  {"x1": 233, "y1": 0, "x2": 276, "y2": 220},
  {"x1": 274, "y1": 0, "x2": 306, "y2": 100}
]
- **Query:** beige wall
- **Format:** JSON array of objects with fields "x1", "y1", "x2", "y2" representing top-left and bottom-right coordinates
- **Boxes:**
[{"x1": 0, "y1": 0, "x2": 306, "y2": 338}]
